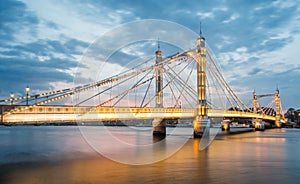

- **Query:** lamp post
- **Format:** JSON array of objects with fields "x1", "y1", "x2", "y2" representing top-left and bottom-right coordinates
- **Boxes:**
[
  {"x1": 10, "y1": 92, "x2": 14, "y2": 105},
  {"x1": 298, "y1": 113, "x2": 300, "y2": 127},
  {"x1": 26, "y1": 86, "x2": 30, "y2": 105}
]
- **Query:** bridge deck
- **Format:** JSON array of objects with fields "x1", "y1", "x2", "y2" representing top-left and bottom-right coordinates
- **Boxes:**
[{"x1": 1, "y1": 105, "x2": 276, "y2": 123}]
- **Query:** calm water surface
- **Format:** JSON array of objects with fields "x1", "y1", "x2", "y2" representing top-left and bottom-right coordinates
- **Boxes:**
[{"x1": 0, "y1": 126, "x2": 299, "y2": 184}]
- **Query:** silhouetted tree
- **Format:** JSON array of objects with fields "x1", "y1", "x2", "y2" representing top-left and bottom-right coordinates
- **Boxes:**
[{"x1": 285, "y1": 108, "x2": 296, "y2": 122}]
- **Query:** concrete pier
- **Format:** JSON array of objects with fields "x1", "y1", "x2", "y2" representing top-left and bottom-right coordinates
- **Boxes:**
[
  {"x1": 193, "y1": 116, "x2": 210, "y2": 138},
  {"x1": 152, "y1": 118, "x2": 166, "y2": 135}
]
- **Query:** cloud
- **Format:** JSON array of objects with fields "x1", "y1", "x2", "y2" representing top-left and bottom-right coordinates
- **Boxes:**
[
  {"x1": 17, "y1": 0, "x2": 115, "y2": 43},
  {"x1": 0, "y1": 0, "x2": 137, "y2": 100},
  {"x1": 222, "y1": 13, "x2": 240, "y2": 24},
  {"x1": 196, "y1": 12, "x2": 214, "y2": 19},
  {"x1": 271, "y1": 0, "x2": 296, "y2": 9}
]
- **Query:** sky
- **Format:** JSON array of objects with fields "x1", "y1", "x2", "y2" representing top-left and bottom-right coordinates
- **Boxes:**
[{"x1": 0, "y1": 0, "x2": 300, "y2": 110}]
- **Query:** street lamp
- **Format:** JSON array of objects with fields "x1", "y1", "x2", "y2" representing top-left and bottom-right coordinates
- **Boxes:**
[
  {"x1": 26, "y1": 85, "x2": 30, "y2": 105},
  {"x1": 10, "y1": 92, "x2": 14, "y2": 105}
]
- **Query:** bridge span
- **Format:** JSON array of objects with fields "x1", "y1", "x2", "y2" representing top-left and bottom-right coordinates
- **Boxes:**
[
  {"x1": 0, "y1": 31, "x2": 286, "y2": 136},
  {"x1": 1, "y1": 105, "x2": 277, "y2": 124}
]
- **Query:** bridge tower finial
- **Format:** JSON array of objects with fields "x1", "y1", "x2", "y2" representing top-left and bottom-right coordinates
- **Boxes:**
[
  {"x1": 155, "y1": 37, "x2": 162, "y2": 57},
  {"x1": 157, "y1": 37, "x2": 160, "y2": 51},
  {"x1": 199, "y1": 21, "x2": 202, "y2": 38}
]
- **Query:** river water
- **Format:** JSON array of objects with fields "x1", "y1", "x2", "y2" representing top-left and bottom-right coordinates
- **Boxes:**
[{"x1": 0, "y1": 125, "x2": 299, "y2": 184}]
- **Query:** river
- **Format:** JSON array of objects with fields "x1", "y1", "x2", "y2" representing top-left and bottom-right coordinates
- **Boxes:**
[{"x1": 0, "y1": 125, "x2": 299, "y2": 184}]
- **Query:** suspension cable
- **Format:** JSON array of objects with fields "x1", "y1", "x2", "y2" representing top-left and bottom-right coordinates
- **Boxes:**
[
  {"x1": 143, "y1": 58, "x2": 193, "y2": 107},
  {"x1": 140, "y1": 71, "x2": 155, "y2": 107}
]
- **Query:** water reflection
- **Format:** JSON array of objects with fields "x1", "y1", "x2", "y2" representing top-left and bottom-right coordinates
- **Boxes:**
[
  {"x1": 193, "y1": 138, "x2": 200, "y2": 156},
  {"x1": 0, "y1": 127, "x2": 300, "y2": 183},
  {"x1": 153, "y1": 134, "x2": 166, "y2": 143}
]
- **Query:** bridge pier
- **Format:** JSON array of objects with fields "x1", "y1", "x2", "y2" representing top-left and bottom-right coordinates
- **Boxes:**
[
  {"x1": 221, "y1": 119, "x2": 230, "y2": 131},
  {"x1": 193, "y1": 116, "x2": 210, "y2": 138},
  {"x1": 253, "y1": 119, "x2": 265, "y2": 131},
  {"x1": 152, "y1": 118, "x2": 166, "y2": 135}
]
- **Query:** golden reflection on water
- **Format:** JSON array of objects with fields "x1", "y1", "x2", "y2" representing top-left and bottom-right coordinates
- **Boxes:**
[
  {"x1": 193, "y1": 138, "x2": 200, "y2": 157},
  {"x1": 0, "y1": 128, "x2": 299, "y2": 184},
  {"x1": 254, "y1": 137, "x2": 286, "y2": 143}
]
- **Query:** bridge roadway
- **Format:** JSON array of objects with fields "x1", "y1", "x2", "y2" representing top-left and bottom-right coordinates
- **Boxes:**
[{"x1": 1, "y1": 105, "x2": 276, "y2": 123}]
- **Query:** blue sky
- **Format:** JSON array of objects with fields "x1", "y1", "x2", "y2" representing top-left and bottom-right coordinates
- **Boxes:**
[{"x1": 0, "y1": 0, "x2": 300, "y2": 109}]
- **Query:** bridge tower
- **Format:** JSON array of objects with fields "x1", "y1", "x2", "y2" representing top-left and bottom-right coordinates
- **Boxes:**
[
  {"x1": 193, "y1": 29, "x2": 210, "y2": 138},
  {"x1": 253, "y1": 90, "x2": 257, "y2": 114},
  {"x1": 275, "y1": 88, "x2": 281, "y2": 127},
  {"x1": 152, "y1": 40, "x2": 166, "y2": 135},
  {"x1": 252, "y1": 90, "x2": 263, "y2": 130},
  {"x1": 155, "y1": 40, "x2": 163, "y2": 108}
]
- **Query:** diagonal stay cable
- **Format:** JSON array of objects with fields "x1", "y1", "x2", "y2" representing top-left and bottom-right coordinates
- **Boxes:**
[
  {"x1": 97, "y1": 76, "x2": 155, "y2": 107},
  {"x1": 75, "y1": 57, "x2": 179, "y2": 106},
  {"x1": 207, "y1": 61, "x2": 237, "y2": 110},
  {"x1": 141, "y1": 57, "x2": 193, "y2": 108},
  {"x1": 172, "y1": 58, "x2": 196, "y2": 107},
  {"x1": 142, "y1": 58, "x2": 193, "y2": 108},
  {"x1": 166, "y1": 69, "x2": 198, "y2": 100},
  {"x1": 164, "y1": 58, "x2": 197, "y2": 107},
  {"x1": 207, "y1": 50, "x2": 251, "y2": 111},
  {"x1": 2, "y1": 51, "x2": 189, "y2": 116},
  {"x1": 111, "y1": 58, "x2": 184, "y2": 108},
  {"x1": 206, "y1": 60, "x2": 229, "y2": 109},
  {"x1": 165, "y1": 72, "x2": 195, "y2": 108},
  {"x1": 208, "y1": 51, "x2": 246, "y2": 111},
  {"x1": 75, "y1": 70, "x2": 141, "y2": 106},
  {"x1": 164, "y1": 73, "x2": 178, "y2": 107},
  {"x1": 112, "y1": 69, "x2": 153, "y2": 107},
  {"x1": 143, "y1": 57, "x2": 192, "y2": 107},
  {"x1": 166, "y1": 58, "x2": 198, "y2": 97},
  {"x1": 140, "y1": 71, "x2": 155, "y2": 107}
]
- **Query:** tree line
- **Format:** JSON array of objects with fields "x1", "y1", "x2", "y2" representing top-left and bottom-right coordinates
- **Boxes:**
[{"x1": 285, "y1": 108, "x2": 300, "y2": 125}]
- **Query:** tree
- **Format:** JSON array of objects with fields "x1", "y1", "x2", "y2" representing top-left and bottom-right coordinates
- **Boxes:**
[{"x1": 285, "y1": 108, "x2": 295, "y2": 122}]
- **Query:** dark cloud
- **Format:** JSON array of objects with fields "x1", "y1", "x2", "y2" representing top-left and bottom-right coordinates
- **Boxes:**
[
  {"x1": 0, "y1": 30, "x2": 89, "y2": 99},
  {"x1": 0, "y1": 57, "x2": 74, "y2": 97},
  {"x1": 0, "y1": 0, "x2": 38, "y2": 43}
]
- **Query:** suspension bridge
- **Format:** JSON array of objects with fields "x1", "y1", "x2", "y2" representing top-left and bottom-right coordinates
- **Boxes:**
[{"x1": 0, "y1": 32, "x2": 286, "y2": 137}]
